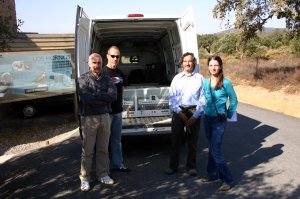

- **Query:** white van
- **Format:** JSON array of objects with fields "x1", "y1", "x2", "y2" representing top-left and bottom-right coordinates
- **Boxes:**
[{"x1": 75, "y1": 5, "x2": 199, "y2": 135}]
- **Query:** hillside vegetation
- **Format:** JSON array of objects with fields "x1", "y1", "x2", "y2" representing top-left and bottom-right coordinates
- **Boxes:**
[{"x1": 198, "y1": 29, "x2": 300, "y2": 95}]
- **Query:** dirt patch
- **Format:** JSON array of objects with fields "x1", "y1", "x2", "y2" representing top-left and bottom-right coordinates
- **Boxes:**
[
  {"x1": 0, "y1": 128, "x2": 78, "y2": 163},
  {"x1": 0, "y1": 112, "x2": 78, "y2": 157},
  {"x1": 234, "y1": 84, "x2": 300, "y2": 118}
]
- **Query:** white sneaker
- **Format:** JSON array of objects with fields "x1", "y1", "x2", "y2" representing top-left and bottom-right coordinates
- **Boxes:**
[
  {"x1": 100, "y1": 175, "x2": 114, "y2": 185},
  {"x1": 80, "y1": 180, "x2": 90, "y2": 192}
]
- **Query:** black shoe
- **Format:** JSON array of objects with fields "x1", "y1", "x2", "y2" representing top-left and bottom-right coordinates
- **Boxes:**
[
  {"x1": 164, "y1": 167, "x2": 178, "y2": 175},
  {"x1": 200, "y1": 176, "x2": 218, "y2": 183},
  {"x1": 187, "y1": 168, "x2": 197, "y2": 176},
  {"x1": 113, "y1": 165, "x2": 131, "y2": 172}
]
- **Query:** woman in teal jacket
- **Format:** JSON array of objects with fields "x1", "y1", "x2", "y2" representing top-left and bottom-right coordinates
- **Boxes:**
[{"x1": 201, "y1": 55, "x2": 238, "y2": 191}]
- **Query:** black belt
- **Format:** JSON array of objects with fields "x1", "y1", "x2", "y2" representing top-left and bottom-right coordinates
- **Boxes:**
[
  {"x1": 179, "y1": 105, "x2": 196, "y2": 110},
  {"x1": 179, "y1": 105, "x2": 197, "y2": 116}
]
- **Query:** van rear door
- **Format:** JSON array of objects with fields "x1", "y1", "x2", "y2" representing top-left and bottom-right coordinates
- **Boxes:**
[
  {"x1": 75, "y1": 6, "x2": 92, "y2": 138},
  {"x1": 75, "y1": 6, "x2": 91, "y2": 78},
  {"x1": 177, "y1": 6, "x2": 199, "y2": 72}
]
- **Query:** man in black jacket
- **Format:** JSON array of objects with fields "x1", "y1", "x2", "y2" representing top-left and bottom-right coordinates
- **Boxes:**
[{"x1": 77, "y1": 53, "x2": 117, "y2": 191}]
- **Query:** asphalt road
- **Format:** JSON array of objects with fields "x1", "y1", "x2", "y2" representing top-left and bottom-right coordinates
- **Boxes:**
[{"x1": 0, "y1": 103, "x2": 300, "y2": 199}]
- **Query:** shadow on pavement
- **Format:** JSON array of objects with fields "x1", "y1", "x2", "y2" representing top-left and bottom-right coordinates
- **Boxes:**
[{"x1": 0, "y1": 113, "x2": 299, "y2": 198}]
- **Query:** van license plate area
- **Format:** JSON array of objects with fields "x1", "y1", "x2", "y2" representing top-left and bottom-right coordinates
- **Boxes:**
[{"x1": 122, "y1": 87, "x2": 170, "y2": 118}]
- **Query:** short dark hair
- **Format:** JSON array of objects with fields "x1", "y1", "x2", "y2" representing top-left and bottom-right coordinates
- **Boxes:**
[
  {"x1": 179, "y1": 52, "x2": 197, "y2": 66},
  {"x1": 107, "y1": 46, "x2": 120, "y2": 54}
]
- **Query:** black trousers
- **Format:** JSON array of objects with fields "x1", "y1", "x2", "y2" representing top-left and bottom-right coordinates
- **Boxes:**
[{"x1": 169, "y1": 112, "x2": 201, "y2": 170}]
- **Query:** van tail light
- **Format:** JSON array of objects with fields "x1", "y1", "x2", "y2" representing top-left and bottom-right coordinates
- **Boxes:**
[{"x1": 127, "y1": 14, "x2": 144, "y2": 17}]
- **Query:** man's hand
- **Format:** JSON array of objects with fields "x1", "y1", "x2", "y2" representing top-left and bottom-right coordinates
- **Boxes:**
[
  {"x1": 185, "y1": 117, "x2": 196, "y2": 134},
  {"x1": 186, "y1": 117, "x2": 196, "y2": 127},
  {"x1": 179, "y1": 111, "x2": 188, "y2": 123},
  {"x1": 107, "y1": 87, "x2": 113, "y2": 93}
]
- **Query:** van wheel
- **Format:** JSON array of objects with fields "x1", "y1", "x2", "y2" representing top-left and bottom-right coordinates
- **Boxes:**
[{"x1": 22, "y1": 104, "x2": 36, "y2": 118}]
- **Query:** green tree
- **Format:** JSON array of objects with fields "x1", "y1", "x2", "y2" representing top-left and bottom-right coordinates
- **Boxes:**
[
  {"x1": 260, "y1": 29, "x2": 288, "y2": 49},
  {"x1": 216, "y1": 33, "x2": 239, "y2": 55},
  {"x1": 197, "y1": 34, "x2": 219, "y2": 53},
  {"x1": 0, "y1": 17, "x2": 23, "y2": 52},
  {"x1": 213, "y1": 0, "x2": 300, "y2": 42},
  {"x1": 243, "y1": 38, "x2": 267, "y2": 57},
  {"x1": 289, "y1": 36, "x2": 300, "y2": 55}
]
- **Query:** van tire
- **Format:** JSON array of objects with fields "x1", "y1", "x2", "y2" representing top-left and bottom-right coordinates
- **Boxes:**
[{"x1": 22, "y1": 103, "x2": 36, "y2": 118}]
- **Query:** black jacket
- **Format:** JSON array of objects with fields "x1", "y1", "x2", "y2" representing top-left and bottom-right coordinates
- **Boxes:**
[
  {"x1": 77, "y1": 71, "x2": 117, "y2": 116},
  {"x1": 102, "y1": 66, "x2": 126, "y2": 114}
]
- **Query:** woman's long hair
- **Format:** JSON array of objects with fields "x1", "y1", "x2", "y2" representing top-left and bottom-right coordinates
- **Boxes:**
[{"x1": 207, "y1": 55, "x2": 224, "y2": 90}]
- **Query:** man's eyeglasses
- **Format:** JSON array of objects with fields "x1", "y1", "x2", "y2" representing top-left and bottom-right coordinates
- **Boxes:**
[{"x1": 108, "y1": 54, "x2": 120, "y2": 59}]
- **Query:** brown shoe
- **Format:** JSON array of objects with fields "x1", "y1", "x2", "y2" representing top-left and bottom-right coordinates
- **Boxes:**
[
  {"x1": 164, "y1": 167, "x2": 178, "y2": 175},
  {"x1": 219, "y1": 183, "x2": 231, "y2": 191},
  {"x1": 200, "y1": 176, "x2": 218, "y2": 183}
]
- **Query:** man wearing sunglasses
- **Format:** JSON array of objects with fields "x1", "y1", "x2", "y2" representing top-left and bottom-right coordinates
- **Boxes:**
[{"x1": 102, "y1": 46, "x2": 130, "y2": 172}]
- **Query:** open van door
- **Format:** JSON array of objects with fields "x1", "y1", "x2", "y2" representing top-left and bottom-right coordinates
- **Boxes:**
[
  {"x1": 177, "y1": 6, "x2": 199, "y2": 72},
  {"x1": 75, "y1": 6, "x2": 91, "y2": 78},
  {"x1": 75, "y1": 5, "x2": 91, "y2": 139}
]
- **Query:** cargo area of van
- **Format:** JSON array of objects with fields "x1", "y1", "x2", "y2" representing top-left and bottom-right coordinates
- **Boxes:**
[
  {"x1": 92, "y1": 20, "x2": 181, "y2": 87},
  {"x1": 75, "y1": 6, "x2": 199, "y2": 135}
]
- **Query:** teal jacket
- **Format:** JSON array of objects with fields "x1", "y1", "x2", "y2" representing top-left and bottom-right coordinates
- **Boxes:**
[{"x1": 203, "y1": 77, "x2": 238, "y2": 119}]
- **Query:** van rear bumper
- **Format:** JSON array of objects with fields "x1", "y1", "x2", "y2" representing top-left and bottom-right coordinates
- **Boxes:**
[
  {"x1": 122, "y1": 126, "x2": 171, "y2": 135},
  {"x1": 122, "y1": 116, "x2": 171, "y2": 135}
]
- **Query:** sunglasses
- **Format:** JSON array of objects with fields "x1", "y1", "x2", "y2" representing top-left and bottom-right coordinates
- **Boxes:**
[
  {"x1": 92, "y1": 62, "x2": 101, "y2": 64},
  {"x1": 108, "y1": 54, "x2": 120, "y2": 59}
]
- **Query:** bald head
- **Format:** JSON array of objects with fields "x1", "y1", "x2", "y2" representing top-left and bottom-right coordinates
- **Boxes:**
[{"x1": 106, "y1": 46, "x2": 120, "y2": 69}]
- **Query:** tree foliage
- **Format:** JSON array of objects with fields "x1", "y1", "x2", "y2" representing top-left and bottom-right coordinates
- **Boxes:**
[
  {"x1": 213, "y1": 0, "x2": 300, "y2": 41},
  {"x1": 0, "y1": 16, "x2": 23, "y2": 52},
  {"x1": 198, "y1": 30, "x2": 300, "y2": 58},
  {"x1": 197, "y1": 34, "x2": 219, "y2": 53},
  {"x1": 260, "y1": 30, "x2": 289, "y2": 49},
  {"x1": 215, "y1": 33, "x2": 239, "y2": 55},
  {"x1": 289, "y1": 36, "x2": 300, "y2": 55}
]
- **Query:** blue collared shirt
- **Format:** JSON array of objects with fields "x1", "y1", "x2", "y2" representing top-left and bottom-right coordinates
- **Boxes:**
[{"x1": 169, "y1": 71, "x2": 206, "y2": 119}]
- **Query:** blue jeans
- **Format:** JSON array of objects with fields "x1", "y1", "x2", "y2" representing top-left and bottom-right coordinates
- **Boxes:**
[
  {"x1": 109, "y1": 113, "x2": 124, "y2": 168},
  {"x1": 203, "y1": 116, "x2": 234, "y2": 185}
]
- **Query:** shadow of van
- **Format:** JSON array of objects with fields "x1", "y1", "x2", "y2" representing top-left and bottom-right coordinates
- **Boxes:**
[{"x1": 11, "y1": 93, "x2": 75, "y2": 118}]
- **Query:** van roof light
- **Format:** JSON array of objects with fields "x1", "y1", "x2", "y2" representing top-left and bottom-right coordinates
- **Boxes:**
[{"x1": 127, "y1": 14, "x2": 144, "y2": 17}]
